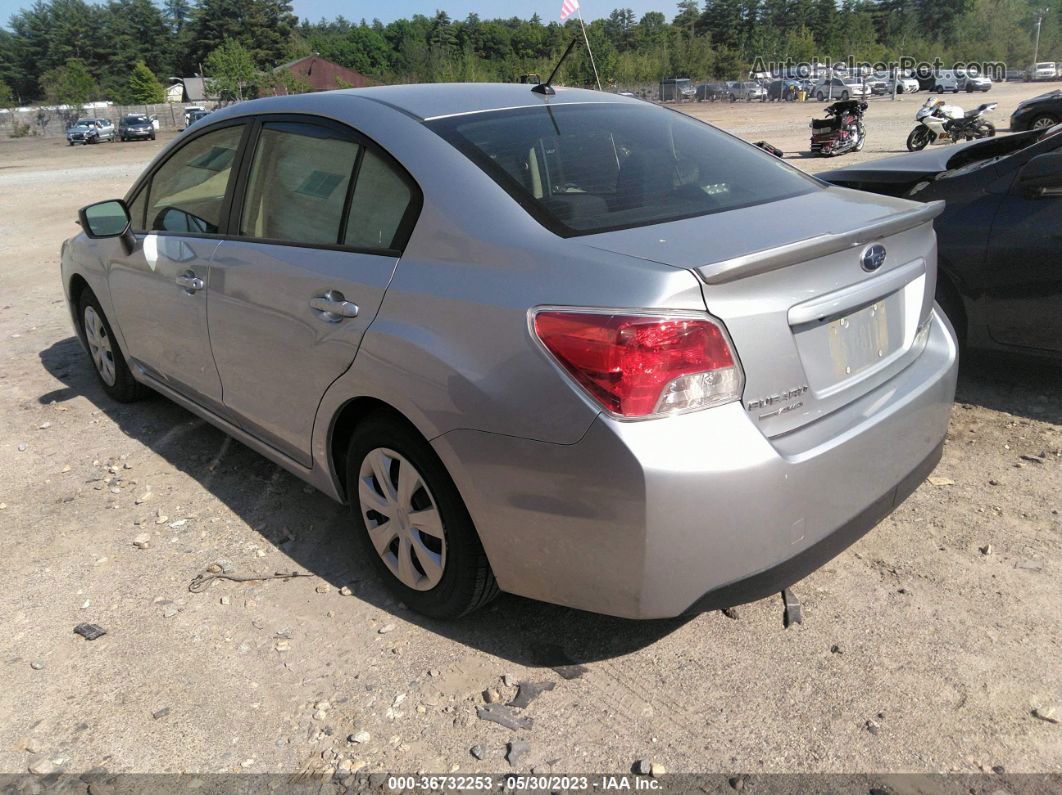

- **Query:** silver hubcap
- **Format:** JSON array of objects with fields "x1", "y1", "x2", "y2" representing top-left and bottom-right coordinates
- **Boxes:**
[
  {"x1": 1033, "y1": 117, "x2": 1055, "y2": 129},
  {"x1": 357, "y1": 448, "x2": 446, "y2": 591},
  {"x1": 83, "y1": 306, "x2": 116, "y2": 386}
]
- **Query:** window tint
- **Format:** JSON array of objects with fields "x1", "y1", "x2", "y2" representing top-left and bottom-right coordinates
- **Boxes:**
[
  {"x1": 344, "y1": 150, "x2": 413, "y2": 250},
  {"x1": 147, "y1": 124, "x2": 243, "y2": 234},
  {"x1": 428, "y1": 103, "x2": 819, "y2": 236},
  {"x1": 240, "y1": 122, "x2": 359, "y2": 245}
]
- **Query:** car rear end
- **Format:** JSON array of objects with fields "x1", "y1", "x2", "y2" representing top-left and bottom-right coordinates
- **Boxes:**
[{"x1": 423, "y1": 96, "x2": 957, "y2": 618}]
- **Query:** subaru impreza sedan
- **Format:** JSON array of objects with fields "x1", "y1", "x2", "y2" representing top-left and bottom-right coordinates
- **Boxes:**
[{"x1": 62, "y1": 85, "x2": 958, "y2": 619}]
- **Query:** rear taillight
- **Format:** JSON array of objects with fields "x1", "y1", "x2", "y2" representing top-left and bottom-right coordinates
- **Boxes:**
[{"x1": 532, "y1": 309, "x2": 743, "y2": 418}]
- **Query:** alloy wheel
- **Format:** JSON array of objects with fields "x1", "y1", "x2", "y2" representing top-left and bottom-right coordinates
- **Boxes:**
[
  {"x1": 357, "y1": 447, "x2": 446, "y2": 591},
  {"x1": 83, "y1": 305, "x2": 116, "y2": 386},
  {"x1": 1032, "y1": 116, "x2": 1058, "y2": 130}
]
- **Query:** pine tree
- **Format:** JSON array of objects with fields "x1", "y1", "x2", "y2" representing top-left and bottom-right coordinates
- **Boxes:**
[{"x1": 128, "y1": 60, "x2": 165, "y2": 103}]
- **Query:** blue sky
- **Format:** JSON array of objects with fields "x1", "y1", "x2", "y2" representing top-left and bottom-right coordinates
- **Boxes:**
[{"x1": 1, "y1": 0, "x2": 674, "y2": 26}]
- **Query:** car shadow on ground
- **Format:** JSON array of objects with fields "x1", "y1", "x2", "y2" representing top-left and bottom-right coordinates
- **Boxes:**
[
  {"x1": 955, "y1": 351, "x2": 1062, "y2": 425},
  {"x1": 39, "y1": 336, "x2": 692, "y2": 668}
]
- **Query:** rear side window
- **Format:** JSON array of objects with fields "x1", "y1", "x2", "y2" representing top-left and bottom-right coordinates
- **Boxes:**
[
  {"x1": 428, "y1": 103, "x2": 819, "y2": 236},
  {"x1": 240, "y1": 122, "x2": 359, "y2": 245},
  {"x1": 146, "y1": 124, "x2": 243, "y2": 233},
  {"x1": 345, "y1": 150, "x2": 414, "y2": 250}
]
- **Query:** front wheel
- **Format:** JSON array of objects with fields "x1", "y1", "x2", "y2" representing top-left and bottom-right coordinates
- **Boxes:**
[
  {"x1": 816, "y1": 91, "x2": 824, "y2": 101},
  {"x1": 854, "y1": 127, "x2": 866, "y2": 151},
  {"x1": 78, "y1": 290, "x2": 150, "y2": 402},
  {"x1": 979, "y1": 121, "x2": 996, "y2": 138},
  {"x1": 907, "y1": 126, "x2": 931, "y2": 151},
  {"x1": 346, "y1": 414, "x2": 499, "y2": 619}
]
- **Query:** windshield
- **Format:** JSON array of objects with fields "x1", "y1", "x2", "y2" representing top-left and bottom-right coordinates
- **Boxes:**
[
  {"x1": 123, "y1": 115, "x2": 149, "y2": 124},
  {"x1": 427, "y1": 103, "x2": 819, "y2": 236},
  {"x1": 74, "y1": 119, "x2": 94, "y2": 126}
]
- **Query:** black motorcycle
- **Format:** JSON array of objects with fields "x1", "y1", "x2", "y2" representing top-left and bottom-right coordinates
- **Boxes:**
[{"x1": 809, "y1": 100, "x2": 868, "y2": 157}]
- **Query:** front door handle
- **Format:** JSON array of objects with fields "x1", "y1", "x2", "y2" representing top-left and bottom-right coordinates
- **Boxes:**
[
  {"x1": 310, "y1": 290, "x2": 359, "y2": 322},
  {"x1": 176, "y1": 271, "x2": 205, "y2": 293}
]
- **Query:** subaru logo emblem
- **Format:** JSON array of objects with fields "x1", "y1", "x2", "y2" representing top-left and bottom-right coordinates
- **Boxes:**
[{"x1": 861, "y1": 244, "x2": 887, "y2": 272}]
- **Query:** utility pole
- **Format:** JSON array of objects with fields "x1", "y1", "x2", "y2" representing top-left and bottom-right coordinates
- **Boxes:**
[{"x1": 1033, "y1": 8, "x2": 1049, "y2": 68}]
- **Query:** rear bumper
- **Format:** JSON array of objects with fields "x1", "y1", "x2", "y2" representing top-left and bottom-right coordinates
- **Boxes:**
[{"x1": 434, "y1": 308, "x2": 958, "y2": 619}]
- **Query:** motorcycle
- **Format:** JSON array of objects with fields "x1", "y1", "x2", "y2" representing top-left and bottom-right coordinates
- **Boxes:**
[
  {"x1": 809, "y1": 100, "x2": 867, "y2": 157},
  {"x1": 906, "y1": 98, "x2": 997, "y2": 151}
]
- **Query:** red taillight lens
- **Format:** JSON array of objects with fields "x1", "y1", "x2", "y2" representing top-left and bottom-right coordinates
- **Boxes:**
[{"x1": 532, "y1": 310, "x2": 742, "y2": 418}]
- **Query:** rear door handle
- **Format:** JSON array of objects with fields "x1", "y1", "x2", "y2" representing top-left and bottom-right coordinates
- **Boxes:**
[
  {"x1": 310, "y1": 290, "x2": 359, "y2": 322},
  {"x1": 176, "y1": 271, "x2": 205, "y2": 293}
]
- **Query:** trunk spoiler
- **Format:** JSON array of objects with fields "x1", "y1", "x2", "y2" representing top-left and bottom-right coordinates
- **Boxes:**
[{"x1": 696, "y1": 200, "x2": 944, "y2": 284}]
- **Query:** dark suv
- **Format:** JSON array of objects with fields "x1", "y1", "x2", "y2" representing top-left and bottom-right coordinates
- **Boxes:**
[{"x1": 118, "y1": 114, "x2": 156, "y2": 141}]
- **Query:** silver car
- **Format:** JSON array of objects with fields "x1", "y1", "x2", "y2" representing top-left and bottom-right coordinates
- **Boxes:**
[{"x1": 62, "y1": 85, "x2": 958, "y2": 619}]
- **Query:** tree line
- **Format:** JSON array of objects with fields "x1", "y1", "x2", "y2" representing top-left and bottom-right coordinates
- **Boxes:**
[{"x1": 0, "y1": 0, "x2": 1058, "y2": 108}]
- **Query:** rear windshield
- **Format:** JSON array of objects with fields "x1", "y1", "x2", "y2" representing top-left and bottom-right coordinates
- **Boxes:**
[{"x1": 427, "y1": 103, "x2": 819, "y2": 236}]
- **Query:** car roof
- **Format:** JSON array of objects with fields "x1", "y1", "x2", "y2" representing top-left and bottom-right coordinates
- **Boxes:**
[{"x1": 334, "y1": 83, "x2": 644, "y2": 122}]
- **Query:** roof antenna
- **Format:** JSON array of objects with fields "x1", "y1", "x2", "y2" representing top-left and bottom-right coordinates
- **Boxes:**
[{"x1": 532, "y1": 37, "x2": 580, "y2": 96}]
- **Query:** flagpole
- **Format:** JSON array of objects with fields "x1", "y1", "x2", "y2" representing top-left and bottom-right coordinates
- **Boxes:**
[{"x1": 575, "y1": 6, "x2": 602, "y2": 91}]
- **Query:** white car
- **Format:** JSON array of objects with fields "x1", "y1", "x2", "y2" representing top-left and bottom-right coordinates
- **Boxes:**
[
  {"x1": 1030, "y1": 62, "x2": 1057, "y2": 81},
  {"x1": 959, "y1": 74, "x2": 993, "y2": 92},
  {"x1": 870, "y1": 74, "x2": 919, "y2": 94},
  {"x1": 812, "y1": 77, "x2": 871, "y2": 101}
]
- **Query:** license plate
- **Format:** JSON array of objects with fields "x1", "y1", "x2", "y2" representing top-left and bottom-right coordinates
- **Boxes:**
[{"x1": 826, "y1": 300, "x2": 891, "y2": 380}]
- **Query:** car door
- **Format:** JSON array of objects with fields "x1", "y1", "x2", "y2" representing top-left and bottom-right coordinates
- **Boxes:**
[
  {"x1": 108, "y1": 121, "x2": 248, "y2": 410},
  {"x1": 982, "y1": 148, "x2": 1062, "y2": 353},
  {"x1": 207, "y1": 117, "x2": 420, "y2": 466}
]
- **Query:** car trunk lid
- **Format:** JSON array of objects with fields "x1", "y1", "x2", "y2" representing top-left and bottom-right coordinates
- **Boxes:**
[{"x1": 579, "y1": 187, "x2": 944, "y2": 438}]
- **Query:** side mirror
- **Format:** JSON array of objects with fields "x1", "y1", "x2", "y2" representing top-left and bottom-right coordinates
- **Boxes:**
[
  {"x1": 1015, "y1": 152, "x2": 1062, "y2": 198},
  {"x1": 78, "y1": 199, "x2": 136, "y2": 254}
]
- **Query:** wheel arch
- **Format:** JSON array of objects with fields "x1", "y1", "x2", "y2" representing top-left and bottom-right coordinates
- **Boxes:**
[
  {"x1": 326, "y1": 396, "x2": 424, "y2": 501},
  {"x1": 935, "y1": 261, "x2": 968, "y2": 345}
]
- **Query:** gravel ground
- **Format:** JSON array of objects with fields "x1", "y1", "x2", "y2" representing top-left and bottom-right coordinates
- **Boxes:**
[{"x1": 0, "y1": 84, "x2": 1059, "y2": 781}]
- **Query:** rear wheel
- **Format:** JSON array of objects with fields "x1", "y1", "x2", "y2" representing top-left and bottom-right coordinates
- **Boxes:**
[
  {"x1": 840, "y1": 90, "x2": 849, "y2": 100},
  {"x1": 346, "y1": 414, "x2": 498, "y2": 619},
  {"x1": 907, "y1": 126, "x2": 931, "y2": 151},
  {"x1": 934, "y1": 84, "x2": 943, "y2": 93},
  {"x1": 816, "y1": 91, "x2": 824, "y2": 101},
  {"x1": 78, "y1": 290, "x2": 150, "y2": 402}
]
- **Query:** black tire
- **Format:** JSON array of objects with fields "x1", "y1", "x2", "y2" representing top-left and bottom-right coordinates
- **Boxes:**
[
  {"x1": 981, "y1": 121, "x2": 996, "y2": 138},
  {"x1": 935, "y1": 276, "x2": 966, "y2": 350},
  {"x1": 816, "y1": 91, "x2": 824, "y2": 101},
  {"x1": 345, "y1": 413, "x2": 499, "y2": 619},
  {"x1": 1030, "y1": 113, "x2": 1059, "y2": 130},
  {"x1": 935, "y1": 85, "x2": 943, "y2": 93},
  {"x1": 907, "y1": 126, "x2": 931, "y2": 151},
  {"x1": 840, "y1": 90, "x2": 849, "y2": 100},
  {"x1": 77, "y1": 289, "x2": 150, "y2": 402},
  {"x1": 150, "y1": 133, "x2": 156, "y2": 140}
]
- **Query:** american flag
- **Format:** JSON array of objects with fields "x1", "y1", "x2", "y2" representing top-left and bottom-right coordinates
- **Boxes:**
[{"x1": 560, "y1": 0, "x2": 579, "y2": 20}]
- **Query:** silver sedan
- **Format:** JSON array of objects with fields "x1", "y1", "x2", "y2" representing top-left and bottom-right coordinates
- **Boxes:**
[{"x1": 62, "y1": 85, "x2": 958, "y2": 619}]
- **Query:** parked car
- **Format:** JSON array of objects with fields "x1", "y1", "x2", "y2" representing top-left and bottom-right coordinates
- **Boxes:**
[
  {"x1": 695, "y1": 82, "x2": 727, "y2": 101},
  {"x1": 66, "y1": 118, "x2": 115, "y2": 145},
  {"x1": 818, "y1": 123, "x2": 1062, "y2": 358},
  {"x1": 868, "y1": 73, "x2": 918, "y2": 95},
  {"x1": 725, "y1": 80, "x2": 766, "y2": 101},
  {"x1": 118, "y1": 114, "x2": 156, "y2": 141},
  {"x1": 811, "y1": 77, "x2": 871, "y2": 101},
  {"x1": 1010, "y1": 89, "x2": 1062, "y2": 131},
  {"x1": 63, "y1": 85, "x2": 957, "y2": 619},
  {"x1": 1028, "y1": 62, "x2": 1058, "y2": 81},
  {"x1": 180, "y1": 109, "x2": 211, "y2": 130},
  {"x1": 766, "y1": 79, "x2": 801, "y2": 101},
  {"x1": 660, "y1": 78, "x2": 695, "y2": 102},
  {"x1": 958, "y1": 73, "x2": 993, "y2": 92},
  {"x1": 1005, "y1": 68, "x2": 1026, "y2": 82}
]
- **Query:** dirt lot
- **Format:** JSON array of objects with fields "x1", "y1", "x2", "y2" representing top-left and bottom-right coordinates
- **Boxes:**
[{"x1": 1, "y1": 83, "x2": 1060, "y2": 783}]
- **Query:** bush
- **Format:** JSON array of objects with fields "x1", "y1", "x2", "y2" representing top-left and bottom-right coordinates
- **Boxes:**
[{"x1": 9, "y1": 120, "x2": 31, "y2": 138}]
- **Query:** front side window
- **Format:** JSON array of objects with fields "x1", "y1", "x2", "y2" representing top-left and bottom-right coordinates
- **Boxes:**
[
  {"x1": 240, "y1": 122, "x2": 359, "y2": 245},
  {"x1": 147, "y1": 124, "x2": 243, "y2": 233},
  {"x1": 428, "y1": 103, "x2": 819, "y2": 236}
]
